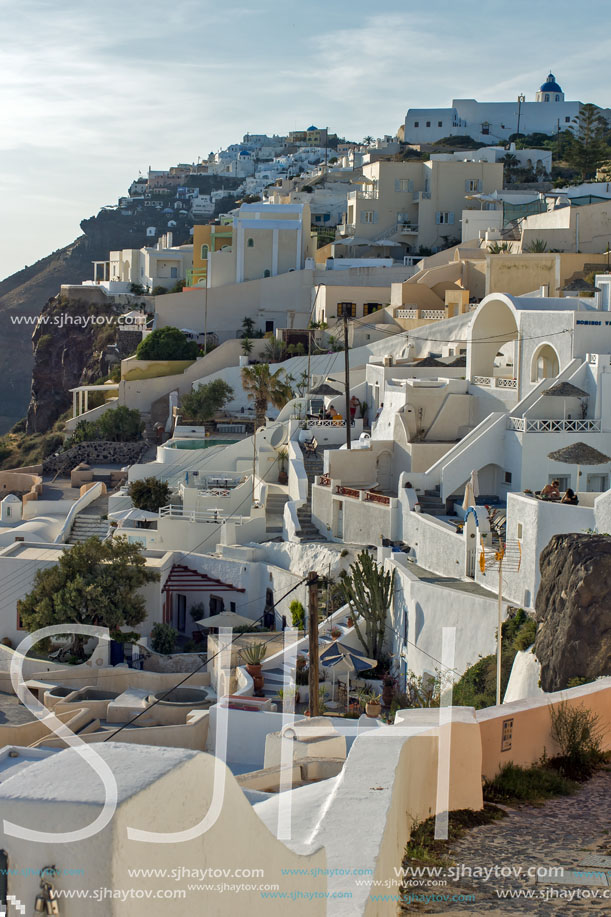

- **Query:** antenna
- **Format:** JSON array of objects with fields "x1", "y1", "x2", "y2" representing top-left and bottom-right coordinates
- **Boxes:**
[{"x1": 480, "y1": 539, "x2": 522, "y2": 705}]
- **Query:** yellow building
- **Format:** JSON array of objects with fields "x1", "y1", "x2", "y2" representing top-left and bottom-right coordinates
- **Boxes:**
[{"x1": 187, "y1": 220, "x2": 234, "y2": 288}]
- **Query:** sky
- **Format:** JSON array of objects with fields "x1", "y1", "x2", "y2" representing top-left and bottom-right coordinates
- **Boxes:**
[{"x1": 1, "y1": 0, "x2": 610, "y2": 281}]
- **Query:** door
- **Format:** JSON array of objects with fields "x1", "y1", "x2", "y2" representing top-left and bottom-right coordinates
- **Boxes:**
[
  {"x1": 177, "y1": 594, "x2": 186, "y2": 632},
  {"x1": 333, "y1": 500, "x2": 343, "y2": 539},
  {"x1": 376, "y1": 452, "x2": 392, "y2": 491}
]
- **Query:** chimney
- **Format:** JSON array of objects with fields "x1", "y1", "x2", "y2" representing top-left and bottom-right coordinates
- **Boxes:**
[{"x1": 540, "y1": 284, "x2": 549, "y2": 297}]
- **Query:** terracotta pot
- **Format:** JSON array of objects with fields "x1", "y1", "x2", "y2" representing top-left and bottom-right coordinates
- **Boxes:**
[
  {"x1": 246, "y1": 664, "x2": 264, "y2": 693},
  {"x1": 366, "y1": 702, "x2": 381, "y2": 718},
  {"x1": 278, "y1": 471, "x2": 288, "y2": 485},
  {"x1": 346, "y1": 616, "x2": 354, "y2": 628}
]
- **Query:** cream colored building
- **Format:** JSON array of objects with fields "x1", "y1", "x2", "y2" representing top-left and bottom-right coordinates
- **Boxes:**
[
  {"x1": 89, "y1": 233, "x2": 193, "y2": 293},
  {"x1": 519, "y1": 200, "x2": 611, "y2": 254},
  {"x1": 338, "y1": 159, "x2": 503, "y2": 253}
]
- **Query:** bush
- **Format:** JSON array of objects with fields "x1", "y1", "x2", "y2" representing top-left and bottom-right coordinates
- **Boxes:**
[
  {"x1": 483, "y1": 762, "x2": 575, "y2": 804},
  {"x1": 136, "y1": 327, "x2": 198, "y2": 361},
  {"x1": 151, "y1": 622, "x2": 177, "y2": 655},
  {"x1": 290, "y1": 600, "x2": 305, "y2": 630},
  {"x1": 128, "y1": 477, "x2": 171, "y2": 512},
  {"x1": 550, "y1": 701, "x2": 605, "y2": 779},
  {"x1": 41, "y1": 433, "x2": 64, "y2": 458},
  {"x1": 66, "y1": 406, "x2": 144, "y2": 445}
]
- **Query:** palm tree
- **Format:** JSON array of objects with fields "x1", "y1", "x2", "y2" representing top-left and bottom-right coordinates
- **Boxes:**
[
  {"x1": 363, "y1": 135, "x2": 375, "y2": 147},
  {"x1": 241, "y1": 337, "x2": 254, "y2": 356},
  {"x1": 241, "y1": 363, "x2": 293, "y2": 430},
  {"x1": 263, "y1": 338, "x2": 286, "y2": 362}
]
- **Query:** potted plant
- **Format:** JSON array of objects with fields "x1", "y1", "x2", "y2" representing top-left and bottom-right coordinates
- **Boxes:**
[
  {"x1": 277, "y1": 448, "x2": 289, "y2": 485},
  {"x1": 239, "y1": 642, "x2": 268, "y2": 693},
  {"x1": 290, "y1": 601, "x2": 306, "y2": 631},
  {"x1": 346, "y1": 614, "x2": 354, "y2": 628},
  {"x1": 365, "y1": 691, "x2": 382, "y2": 718},
  {"x1": 295, "y1": 656, "x2": 309, "y2": 702},
  {"x1": 277, "y1": 686, "x2": 298, "y2": 708},
  {"x1": 330, "y1": 627, "x2": 341, "y2": 639}
]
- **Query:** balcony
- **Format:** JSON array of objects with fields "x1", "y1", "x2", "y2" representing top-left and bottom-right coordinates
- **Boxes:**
[
  {"x1": 506, "y1": 418, "x2": 602, "y2": 433},
  {"x1": 413, "y1": 191, "x2": 431, "y2": 202},
  {"x1": 396, "y1": 222, "x2": 419, "y2": 234},
  {"x1": 185, "y1": 268, "x2": 207, "y2": 287},
  {"x1": 338, "y1": 222, "x2": 356, "y2": 236}
]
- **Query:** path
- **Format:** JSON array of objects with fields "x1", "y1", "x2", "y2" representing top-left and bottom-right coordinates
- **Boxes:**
[{"x1": 400, "y1": 771, "x2": 611, "y2": 915}]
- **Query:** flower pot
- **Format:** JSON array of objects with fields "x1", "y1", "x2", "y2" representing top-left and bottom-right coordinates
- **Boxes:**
[
  {"x1": 346, "y1": 616, "x2": 354, "y2": 628},
  {"x1": 382, "y1": 682, "x2": 394, "y2": 706},
  {"x1": 366, "y1": 702, "x2": 381, "y2": 718},
  {"x1": 330, "y1": 629, "x2": 341, "y2": 640},
  {"x1": 278, "y1": 471, "x2": 288, "y2": 485},
  {"x1": 246, "y1": 664, "x2": 264, "y2": 693}
]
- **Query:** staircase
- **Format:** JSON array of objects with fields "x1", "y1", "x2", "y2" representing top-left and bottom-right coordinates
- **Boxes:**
[
  {"x1": 417, "y1": 485, "x2": 447, "y2": 517},
  {"x1": 68, "y1": 514, "x2": 110, "y2": 544},
  {"x1": 265, "y1": 493, "x2": 289, "y2": 538},
  {"x1": 297, "y1": 445, "x2": 326, "y2": 543}
]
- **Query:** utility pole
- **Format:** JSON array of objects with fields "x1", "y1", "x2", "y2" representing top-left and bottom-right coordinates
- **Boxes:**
[
  {"x1": 516, "y1": 94, "x2": 526, "y2": 141},
  {"x1": 496, "y1": 549, "x2": 504, "y2": 707},
  {"x1": 308, "y1": 572, "x2": 320, "y2": 716},
  {"x1": 338, "y1": 303, "x2": 352, "y2": 449}
]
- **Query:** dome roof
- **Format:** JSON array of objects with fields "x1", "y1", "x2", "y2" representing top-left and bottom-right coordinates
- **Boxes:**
[
  {"x1": 540, "y1": 73, "x2": 562, "y2": 93},
  {"x1": 307, "y1": 125, "x2": 318, "y2": 131}
]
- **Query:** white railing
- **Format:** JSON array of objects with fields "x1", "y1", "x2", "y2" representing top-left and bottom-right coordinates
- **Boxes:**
[
  {"x1": 420, "y1": 309, "x2": 446, "y2": 320},
  {"x1": 304, "y1": 419, "x2": 352, "y2": 427},
  {"x1": 397, "y1": 223, "x2": 418, "y2": 233},
  {"x1": 507, "y1": 418, "x2": 602, "y2": 433},
  {"x1": 496, "y1": 377, "x2": 518, "y2": 389},
  {"x1": 413, "y1": 191, "x2": 431, "y2": 202},
  {"x1": 396, "y1": 308, "x2": 419, "y2": 319},
  {"x1": 472, "y1": 375, "x2": 491, "y2": 386},
  {"x1": 159, "y1": 505, "x2": 248, "y2": 523}
]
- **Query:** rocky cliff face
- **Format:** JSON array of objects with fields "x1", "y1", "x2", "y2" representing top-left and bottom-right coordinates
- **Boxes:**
[{"x1": 535, "y1": 533, "x2": 611, "y2": 691}]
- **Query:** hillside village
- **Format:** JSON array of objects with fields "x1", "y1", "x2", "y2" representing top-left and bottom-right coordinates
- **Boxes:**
[{"x1": 0, "y1": 73, "x2": 609, "y2": 916}]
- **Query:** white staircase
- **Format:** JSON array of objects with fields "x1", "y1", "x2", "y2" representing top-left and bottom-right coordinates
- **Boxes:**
[{"x1": 68, "y1": 514, "x2": 110, "y2": 544}]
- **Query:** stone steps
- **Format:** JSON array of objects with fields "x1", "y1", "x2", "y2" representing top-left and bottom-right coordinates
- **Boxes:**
[{"x1": 68, "y1": 513, "x2": 110, "y2": 544}]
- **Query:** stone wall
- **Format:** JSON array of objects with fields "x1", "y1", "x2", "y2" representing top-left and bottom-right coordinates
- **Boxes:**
[{"x1": 42, "y1": 441, "x2": 146, "y2": 475}]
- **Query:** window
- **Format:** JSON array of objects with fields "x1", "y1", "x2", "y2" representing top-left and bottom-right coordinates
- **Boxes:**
[
  {"x1": 426, "y1": 121, "x2": 431, "y2": 128},
  {"x1": 230, "y1": 602, "x2": 236, "y2": 613},
  {"x1": 438, "y1": 121, "x2": 443, "y2": 127},
  {"x1": 481, "y1": 122, "x2": 490, "y2": 135},
  {"x1": 263, "y1": 269, "x2": 271, "y2": 277},
  {"x1": 363, "y1": 302, "x2": 382, "y2": 316},
  {"x1": 265, "y1": 320, "x2": 274, "y2": 332},
  {"x1": 210, "y1": 595, "x2": 224, "y2": 615},
  {"x1": 414, "y1": 121, "x2": 419, "y2": 128},
  {"x1": 247, "y1": 238, "x2": 254, "y2": 247},
  {"x1": 435, "y1": 211, "x2": 455, "y2": 224},
  {"x1": 360, "y1": 210, "x2": 377, "y2": 224},
  {"x1": 504, "y1": 471, "x2": 512, "y2": 484},
  {"x1": 517, "y1": 523, "x2": 523, "y2": 539},
  {"x1": 565, "y1": 116, "x2": 571, "y2": 123},
  {"x1": 545, "y1": 94, "x2": 550, "y2": 102},
  {"x1": 465, "y1": 179, "x2": 482, "y2": 192},
  {"x1": 394, "y1": 179, "x2": 413, "y2": 192},
  {"x1": 555, "y1": 95, "x2": 560, "y2": 102},
  {"x1": 337, "y1": 303, "x2": 356, "y2": 317},
  {"x1": 550, "y1": 474, "x2": 569, "y2": 492},
  {"x1": 200, "y1": 244, "x2": 209, "y2": 260},
  {"x1": 170, "y1": 267, "x2": 178, "y2": 279}
]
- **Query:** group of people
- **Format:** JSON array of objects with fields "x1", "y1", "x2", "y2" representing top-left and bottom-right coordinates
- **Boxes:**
[{"x1": 540, "y1": 480, "x2": 579, "y2": 505}]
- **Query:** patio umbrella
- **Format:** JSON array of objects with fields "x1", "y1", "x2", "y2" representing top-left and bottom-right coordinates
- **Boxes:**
[
  {"x1": 198, "y1": 610, "x2": 258, "y2": 629},
  {"x1": 547, "y1": 441, "x2": 611, "y2": 491},
  {"x1": 309, "y1": 382, "x2": 341, "y2": 396},
  {"x1": 319, "y1": 640, "x2": 376, "y2": 709},
  {"x1": 108, "y1": 508, "x2": 159, "y2": 524},
  {"x1": 542, "y1": 381, "x2": 589, "y2": 421}
]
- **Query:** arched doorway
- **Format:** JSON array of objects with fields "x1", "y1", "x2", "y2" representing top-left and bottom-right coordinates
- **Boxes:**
[
  {"x1": 530, "y1": 343, "x2": 559, "y2": 382},
  {"x1": 468, "y1": 296, "x2": 519, "y2": 381}
]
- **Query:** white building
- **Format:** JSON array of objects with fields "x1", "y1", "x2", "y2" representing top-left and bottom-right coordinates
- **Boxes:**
[
  {"x1": 404, "y1": 73, "x2": 581, "y2": 145},
  {"x1": 88, "y1": 233, "x2": 193, "y2": 293}
]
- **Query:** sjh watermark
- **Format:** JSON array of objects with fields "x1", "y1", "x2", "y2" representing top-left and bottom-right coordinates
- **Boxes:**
[{"x1": 10, "y1": 313, "x2": 142, "y2": 331}]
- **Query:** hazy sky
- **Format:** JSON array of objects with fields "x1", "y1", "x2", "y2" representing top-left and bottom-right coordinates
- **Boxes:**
[{"x1": 1, "y1": 0, "x2": 609, "y2": 280}]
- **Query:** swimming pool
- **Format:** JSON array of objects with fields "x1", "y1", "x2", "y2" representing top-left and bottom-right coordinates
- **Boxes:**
[{"x1": 167, "y1": 439, "x2": 238, "y2": 450}]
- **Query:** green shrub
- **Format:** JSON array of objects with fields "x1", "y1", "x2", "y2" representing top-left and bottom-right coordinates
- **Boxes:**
[
  {"x1": 151, "y1": 622, "x2": 177, "y2": 655},
  {"x1": 128, "y1": 477, "x2": 170, "y2": 512},
  {"x1": 136, "y1": 327, "x2": 198, "y2": 361},
  {"x1": 180, "y1": 379, "x2": 234, "y2": 423},
  {"x1": 65, "y1": 406, "x2": 144, "y2": 446},
  {"x1": 484, "y1": 762, "x2": 575, "y2": 804},
  {"x1": 550, "y1": 701, "x2": 605, "y2": 779},
  {"x1": 290, "y1": 600, "x2": 305, "y2": 630}
]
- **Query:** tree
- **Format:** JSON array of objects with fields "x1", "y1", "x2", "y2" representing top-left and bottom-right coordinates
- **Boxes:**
[
  {"x1": 524, "y1": 238, "x2": 548, "y2": 253},
  {"x1": 180, "y1": 378, "x2": 234, "y2": 423},
  {"x1": 290, "y1": 600, "x2": 305, "y2": 630},
  {"x1": 241, "y1": 337, "x2": 254, "y2": 356},
  {"x1": 337, "y1": 552, "x2": 395, "y2": 661},
  {"x1": 363, "y1": 135, "x2": 375, "y2": 147},
  {"x1": 567, "y1": 104, "x2": 609, "y2": 180},
  {"x1": 241, "y1": 363, "x2": 293, "y2": 430},
  {"x1": 240, "y1": 316, "x2": 256, "y2": 338},
  {"x1": 136, "y1": 327, "x2": 198, "y2": 361},
  {"x1": 502, "y1": 153, "x2": 520, "y2": 184},
  {"x1": 128, "y1": 477, "x2": 171, "y2": 512},
  {"x1": 17, "y1": 537, "x2": 159, "y2": 658},
  {"x1": 263, "y1": 337, "x2": 286, "y2": 362}
]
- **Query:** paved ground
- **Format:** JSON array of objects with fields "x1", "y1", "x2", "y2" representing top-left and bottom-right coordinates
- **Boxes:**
[
  {"x1": 402, "y1": 559, "x2": 499, "y2": 599},
  {"x1": 0, "y1": 691, "x2": 36, "y2": 726},
  {"x1": 400, "y1": 771, "x2": 611, "y2": 915}
]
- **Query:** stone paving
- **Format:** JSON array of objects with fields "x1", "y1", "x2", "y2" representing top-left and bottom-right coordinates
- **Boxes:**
[{"x1": 400, "y1": 770, "x2": 611, "y2": 915}]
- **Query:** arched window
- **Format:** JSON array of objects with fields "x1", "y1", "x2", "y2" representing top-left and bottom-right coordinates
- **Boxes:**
[
  {"x1": 530, "y1": 343, "x2": 559, "y2": 382},
  {"x1": 247, "y1": 238, "x2": 254, "y2": 248},
  {"x1": 545, "y1": 94, "x2": 550, "y2": 102},
  {"x1": 555, "y1": 95, "x2": 559, "y2": 102},
  {"x1": 200, "y1": 244, "x2": 209, "y2": 260},
  {"x1": 264, "y1": 269, "x2": 271, "y2": 278}
]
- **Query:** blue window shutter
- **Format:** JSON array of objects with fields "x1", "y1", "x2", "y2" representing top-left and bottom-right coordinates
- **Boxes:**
[
  {"x1": 448, "y1": 212, "x2": 455, "y2": 225},
  {"x1": 435, "y1": 212, "x2": 441, "y2": 224},
  {"x1": 394, "y1": 179, "x2": 400, "y2": 192},
  {"x1": 478, "y1": 179, "x2": 483, "y2": 192},
  {"x1": 373, "y1": 211, "x2": 379, "y2": 223},
  {"x1": 465, "y1": 180, "x2": 470, "y2": 192}
]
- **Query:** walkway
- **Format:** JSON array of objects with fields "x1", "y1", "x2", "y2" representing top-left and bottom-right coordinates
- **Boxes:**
[
  {"x1": 400, "y1": 771, "x2": 611, "y2": 915},
  {"x1": 399, "y1": 558, "x2": 498, "y2": 600}
]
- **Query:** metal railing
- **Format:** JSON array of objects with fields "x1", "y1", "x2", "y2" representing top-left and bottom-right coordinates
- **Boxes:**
[
  {"x1": 507, "y1": 418, "x2": 602, "y2": 433},
  {"x1": 159, "y1": 505, "x2": 248, "y2": 523},
  {"x1": 397, "y1": 222, "x2": 419, "y2": 233}
]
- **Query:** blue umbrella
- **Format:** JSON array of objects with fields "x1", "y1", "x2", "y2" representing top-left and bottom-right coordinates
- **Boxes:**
[{"x1": 319, "y1": 640, "x2": 377, "y2": 708}]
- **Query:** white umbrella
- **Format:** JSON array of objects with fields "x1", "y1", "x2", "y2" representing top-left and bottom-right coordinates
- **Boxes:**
[
  {"x1": 319, "y1": 641, "x2": 376, "y2": 711},
  {"x1": 108, "y1": 508, "x2": 159, "y2": 524},
  {"x1": 198, "y1": 610, "x2": 257, "y2": 629}
]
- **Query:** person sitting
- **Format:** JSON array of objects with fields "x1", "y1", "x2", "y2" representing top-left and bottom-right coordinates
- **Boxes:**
[
  {"x1": 541, "y1": 480, "x2": 561, "y2": 500},
  {"x1": 561, "y1": 488, "x2": 579, "y2": 505}
]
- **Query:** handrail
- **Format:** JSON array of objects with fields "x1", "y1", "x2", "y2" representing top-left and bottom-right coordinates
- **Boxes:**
[{"x1": 54, "y1": 482, "x2": 106, "y2": 544}]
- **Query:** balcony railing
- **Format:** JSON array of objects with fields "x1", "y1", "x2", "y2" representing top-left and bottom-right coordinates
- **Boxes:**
[
  {"x1": 413, "y1": 191, "x2": 431, "y2": 202},
  {"x1": 364, "y1": 491, "x2": 391, "y2": 505},
  {"x1": 396, "y1": 222, "x2": 419, "y2": 234},
  {"x1": 159, "y1": 505, "x2": 248, "y2": 523},
  {"x1": 335, "y1": 485, "x2": 361, "y2": 499},
  {"x1": 507, "y1": 418, "x2": 602, "y2": 433},
  {"x1": 185, "y1": 268, "x2": 207, "y2": 286},
  {"x1": 472, "y1": 376, "x2": 518, "y2": 389}
]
